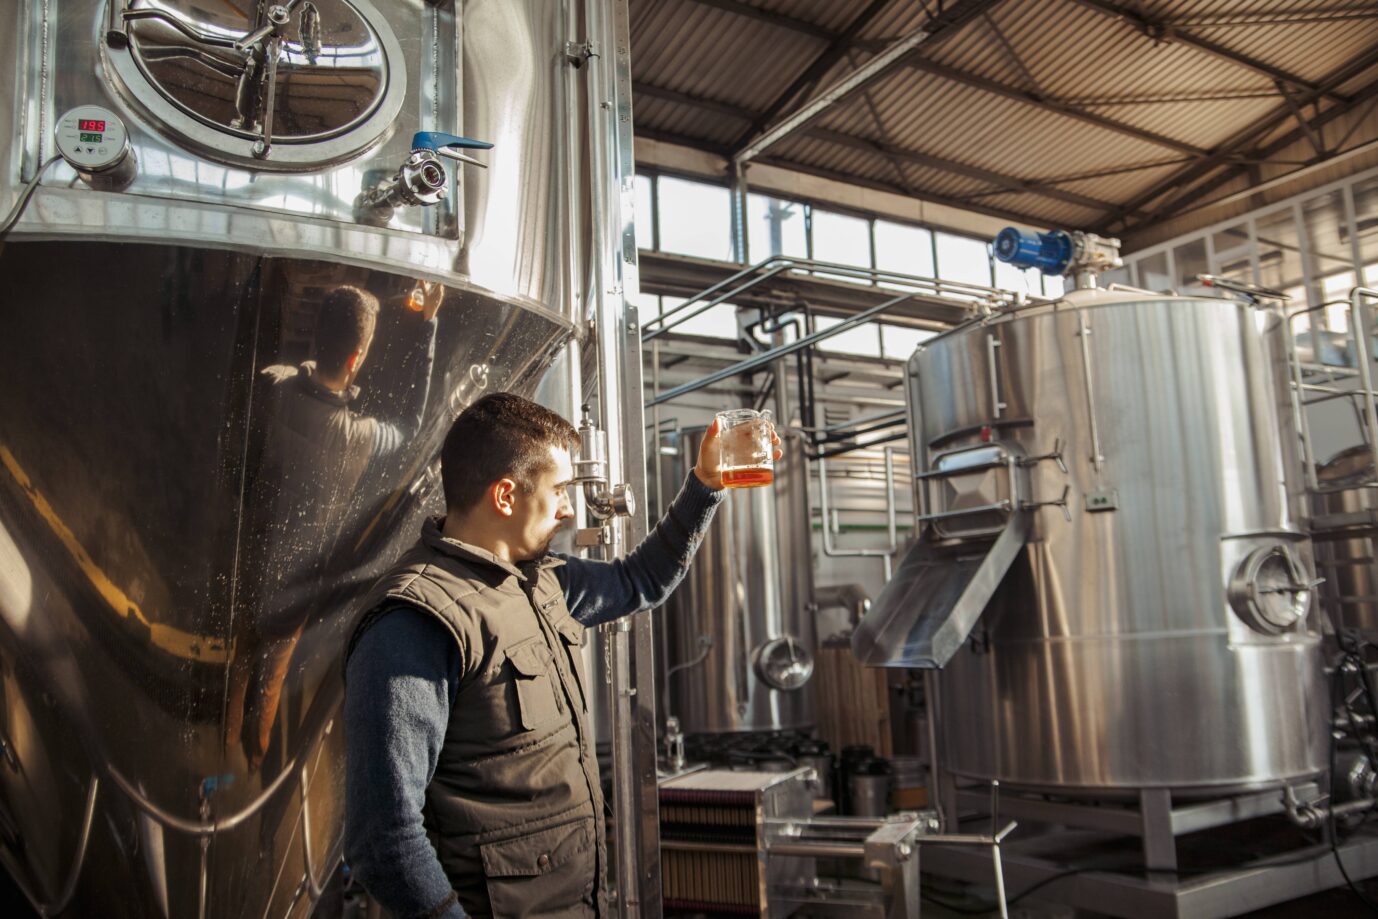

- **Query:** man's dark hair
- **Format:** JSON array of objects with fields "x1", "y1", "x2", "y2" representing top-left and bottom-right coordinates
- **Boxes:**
[
  {"x1": 314, "y1": 286, "x2": 379, "y2": 375},
  {"x1": 442, "y1": 392, "x2": 580, "y2": 514}
]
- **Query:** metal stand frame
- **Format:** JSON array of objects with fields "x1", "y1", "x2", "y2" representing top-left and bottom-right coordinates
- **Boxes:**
[
  {"x1": 951, "y1": 783, "x2": 1320, "y2": 873},
  {"x1": 923, "y1": 826, "x2": 1378, "y2": 919}
]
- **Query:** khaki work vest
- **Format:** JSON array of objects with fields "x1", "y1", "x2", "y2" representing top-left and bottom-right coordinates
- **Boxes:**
[{"x1": 350, "y1": 519, "x2": 606, "y2": 918}]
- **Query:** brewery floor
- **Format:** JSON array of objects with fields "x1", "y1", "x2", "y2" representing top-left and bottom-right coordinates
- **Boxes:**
[{"x1": 919, "y1": 877, "x2": 1378, "y2": 917}]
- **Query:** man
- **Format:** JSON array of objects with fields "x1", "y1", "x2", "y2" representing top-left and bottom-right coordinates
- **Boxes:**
[
  {"x1": 343, "y1": 392, "x2": 779, "y2": 918},
  {"x1": 228, "y1": 282, "x2": 440, "y2": 770}
]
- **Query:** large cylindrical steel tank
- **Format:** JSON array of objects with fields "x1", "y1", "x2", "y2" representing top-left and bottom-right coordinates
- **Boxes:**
[
  {"x1": 657, "y1": 428, "x2": 816, "y2": 734},
  {"x1": 0, "y1": 2, "x2": 616, "y2": 916},
  {"x1": 857, "y1": 287, "x2": 1327, "y2": 795}
]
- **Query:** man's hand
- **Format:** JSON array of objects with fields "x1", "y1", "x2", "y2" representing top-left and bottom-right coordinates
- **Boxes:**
[{"x1": 694, "y1": 417, "x2": 784, "y2": 491}]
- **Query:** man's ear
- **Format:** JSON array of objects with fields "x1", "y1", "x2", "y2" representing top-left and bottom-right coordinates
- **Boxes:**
[
  {"x1": 346, "y1": 349, "x2": 362, "y2": 372},
  {"x1": 492, "y1": 478, "x2": 518, "y2": 517}
]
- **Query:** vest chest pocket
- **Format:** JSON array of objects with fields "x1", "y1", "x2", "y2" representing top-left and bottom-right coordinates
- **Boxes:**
[{"x1": 506, "y1": 637, "x2": 562, "y2": 731}]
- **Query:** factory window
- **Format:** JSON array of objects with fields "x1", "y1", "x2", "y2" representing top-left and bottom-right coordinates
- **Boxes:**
[
  {"x1": 1303, "y1": 191, "x2": 1356, "y2": 314},
  {"x1": 1043, "y1": 274, "x2": 1065, "y2": 298},
  {"x1": 747, "y1": 193, "x2": 808, "y2": 264},
  {"x1": 935, "y1": 231, "x2": 993, "y2": 291},
  {"x1": 993, "y1": 256, "x2": 1043, "y2": 299},
  {"x1": 634, "y1": 174, "x2": 656, "y2": 252},
  {"x1": 874, "y1": 220, "x2": 935, "y2": 290},
  {"x1": 625, "y1": 288, "x2": 660, "y2": 322},
  {"x1": 656, "y1": 175, "x2": 733, "y2": 261},
  {"x1": 629, "y1": 290, "x2": 736, "y2": 341},
  {"x1": 1138, "y1": 252, "x2": 1172, "y2": 293},
  {"x1": 1174, "y1": 239, "x2": 1210, "y2": 296},
  {"x1": 811, "y1": 209, "x2": 873, "y2": 282},
  {"x1": 813, "y1": 315, "x2": 883, "y2": 357},
  {"x1": 1357, "y1": 176, "x2": 1378, "y2": 287},
  {"x1": 1255, "y1": 207, "x2": 1306, "y2": 304},
  {"x1": 881, "y1": 324, "x2": 934, "y2": 360},
  {"x1": 660, "y1": 295, "x2": 738, "y2": 339},
  {"x1": 1099, "y1": 266, "x2": 1131, "y2": 287},
  {"x1": 1211, "y1": 223, "x2": 1254, "y2": 289}
]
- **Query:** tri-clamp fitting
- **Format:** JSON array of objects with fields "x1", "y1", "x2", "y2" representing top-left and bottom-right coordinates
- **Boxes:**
[
  {"x1": 573, "y1": 406, "x2": 636, "y2": 522},
  {"x1": 357, "y1": 132, "x2": 493, "y2": 222}
]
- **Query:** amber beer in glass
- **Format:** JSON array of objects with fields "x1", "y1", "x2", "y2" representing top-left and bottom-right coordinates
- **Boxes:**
[{"x1": 717, "y1": 408, "x2": 773, "y2": 488}]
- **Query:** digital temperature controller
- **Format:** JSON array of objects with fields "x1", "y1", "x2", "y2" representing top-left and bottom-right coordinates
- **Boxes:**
[{"x1": 54, "y1": 104, "x2": 131, "y2": 179}]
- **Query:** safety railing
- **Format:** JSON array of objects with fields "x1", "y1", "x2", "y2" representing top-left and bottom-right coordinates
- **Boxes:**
[
  {"x1": 1282, "y1": 287, "x2": 1378, "y2": 497},
  {"x1": 640, "y1": 255, "x2": 1021, "y2": 344}
]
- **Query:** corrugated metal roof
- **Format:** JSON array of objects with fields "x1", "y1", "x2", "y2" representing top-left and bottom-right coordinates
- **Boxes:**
[{"x1": 629, "y1": 0, "x2": 1378, "y2": 235}]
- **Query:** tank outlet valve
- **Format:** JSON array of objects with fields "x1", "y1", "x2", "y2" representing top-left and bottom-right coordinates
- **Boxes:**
[
  {"x1": 571, "y1": 406, "x2": 636, "y2": 521},
  {"x1": 356, "y1": 131, "x2": 492, "y2": 223},
  {"x1": 54, "y1": 105, "x2": 136, "y2": 191},
  {"x1": 994, "y1": 227, "x2": 1122, "y2": 291}
]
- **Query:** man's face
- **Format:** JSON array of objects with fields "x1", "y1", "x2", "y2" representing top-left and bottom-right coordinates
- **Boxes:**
[{"x1": 510, "y1": 444, "x2": 576, "y2": 561}]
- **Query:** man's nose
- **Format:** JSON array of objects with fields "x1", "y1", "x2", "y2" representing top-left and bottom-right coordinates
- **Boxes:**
[{"x1": 557, "y1": 495, "x2": 574, "y2": 519}]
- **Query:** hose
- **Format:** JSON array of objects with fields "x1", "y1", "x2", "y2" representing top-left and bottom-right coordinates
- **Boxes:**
[{"x1": 0, "y1": 155, "x2": 62, "y2": 240}]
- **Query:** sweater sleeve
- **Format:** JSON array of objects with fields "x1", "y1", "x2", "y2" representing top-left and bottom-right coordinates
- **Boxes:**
[
  {"x1": 367, "y1": 314, "x2": 438, "y2": 461},
  {"x1": 556, "y1": 472, "x2": 725, "y2": 626},
  {"x1": 344, "y1": 607, "x2": 464, "y2": 919}
]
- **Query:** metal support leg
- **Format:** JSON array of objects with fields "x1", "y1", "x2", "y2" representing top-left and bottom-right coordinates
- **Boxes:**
[
  {"x1": 887, "y1": 846, "x2": 919, "y2": 919},
  {"x1": 1140, "y1": 788, "x2": 1177, "y2": 872}
]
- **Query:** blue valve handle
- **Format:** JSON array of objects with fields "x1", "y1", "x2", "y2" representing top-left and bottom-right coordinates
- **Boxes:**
[
  {"x1": 994, "y1": 227, "x2": 1073, "y2": 276},
  {"x1": 410, "y1": 131, "x2": 494, "y2": 153}
]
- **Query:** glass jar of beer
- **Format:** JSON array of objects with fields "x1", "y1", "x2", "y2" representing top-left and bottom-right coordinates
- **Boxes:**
[{"x1": 716, "y1": 408, "x2": 774, "y2": 488}]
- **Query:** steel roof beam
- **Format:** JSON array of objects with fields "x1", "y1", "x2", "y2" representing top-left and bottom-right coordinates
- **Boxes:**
[
  {"x1": 634, "y1": 81, "x2": 1131, "y2": 215},
  {"x1": 1140, "y1": 73, "x2": 1378, "y2": 227},
  {"x1": 750, "y1": 154, "x2": 1062, "y2": 225},
  {"x1": 684, "y1": 0, "x2": 836, "y2": 41},
  {"x1": 734, "y1": 0, "x2": 1005, "y2": 164},
  {"x1": 1275, "y1": 79, "x2": 1328, "y2": 157},
  {"x1": 1070, "y1": 0, "x2": 1350, "y2": 105},
  {"x1": 904, "y1": 58, "x2": 1209, "y2": 156},
  {"x1": 1097, "y1": 44, "x2": 1378, "y2": 231},
  {"x1": 807, "y1": 127, "x2": 1122, "y2": 212},
  {"x1": 634, "y1": 125, "x2": 1056, "y2": 226},
  {"x1": 729, "y1": 0, "x2": 900, "y2": 157},
  {"x1": 634, "y1": 81, "x2": 755, "y2": 122}
]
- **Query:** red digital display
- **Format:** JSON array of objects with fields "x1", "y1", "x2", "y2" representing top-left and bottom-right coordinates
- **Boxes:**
[{"x1": 78, "y1": 119, "x2": 106, "y2": 132}]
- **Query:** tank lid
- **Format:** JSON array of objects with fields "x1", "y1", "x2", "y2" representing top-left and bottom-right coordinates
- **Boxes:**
[{"x1": 115, "y1": 0, "x2": 400, "y2": 165}]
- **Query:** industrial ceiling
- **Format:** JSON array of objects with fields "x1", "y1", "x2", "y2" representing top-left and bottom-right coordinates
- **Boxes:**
[{"x1": 629, "y1": 0, "x2": 1378, "y2": 239}]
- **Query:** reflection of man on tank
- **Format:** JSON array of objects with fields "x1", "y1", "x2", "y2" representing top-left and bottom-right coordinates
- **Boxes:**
[{"x1": 228, "y1": 282, "x2": 442, "y2": 771}]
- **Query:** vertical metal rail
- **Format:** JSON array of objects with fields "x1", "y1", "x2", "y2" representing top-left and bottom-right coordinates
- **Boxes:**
[
  {"x1": 1281, "y1": 305, "x2": 1322, "y2": 492},
  {"x1": 586, "y1": 1, "x2": 657, "y2": 915},
  {"x1": 1351, "y1": 288, "x2": 1378, "y2": 483},
  {"x1": 1075, "y1": 313, "x2": 1105, "y2": 475},
  {"x1": 730, "y1": 159, "x2": 748, "y2": 265}
]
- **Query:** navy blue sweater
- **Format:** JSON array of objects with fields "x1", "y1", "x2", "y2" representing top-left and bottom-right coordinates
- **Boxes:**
[{"x1": 344, "y1": 473, "x2": 724, "y2": 918}]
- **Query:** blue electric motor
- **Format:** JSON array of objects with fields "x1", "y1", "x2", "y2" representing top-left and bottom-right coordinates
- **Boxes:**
[{"x1": 994, "y1": 227, "x2": 1074, "y2": 276}]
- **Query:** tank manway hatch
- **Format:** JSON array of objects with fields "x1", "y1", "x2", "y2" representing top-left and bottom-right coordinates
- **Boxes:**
[
  {"x1": 107, "y1": 0, "x2": 405, "y2": 167},
  {"x1": 851, "y1": 443, "x2": 1031, "y2": 669}
]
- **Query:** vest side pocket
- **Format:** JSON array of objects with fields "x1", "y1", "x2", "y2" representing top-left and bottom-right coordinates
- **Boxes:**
[
  {"x1": 506, "y1": 637, "x2": 562, "y2": 730},
  {"x1": 480, "y1": 818, "x2": 596, "y2": 918}
]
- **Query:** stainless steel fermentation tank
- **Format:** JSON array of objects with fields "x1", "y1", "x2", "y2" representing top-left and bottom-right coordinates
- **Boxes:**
[
  {"x1": 0, "y1": 2, "x2": 640, "y2": 917},
  {"x1": 854, "y1": 287, "x2": 1327, "y2": 795},
  {"x1": 657, "y1": 428, "x2": 816, "y2": 734}
]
